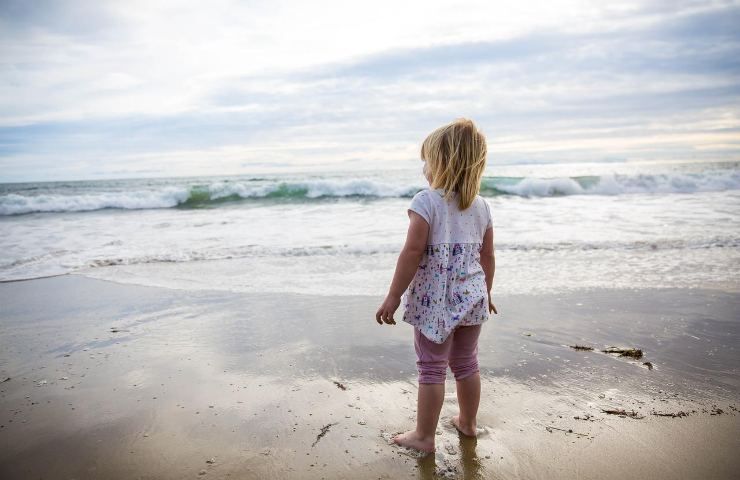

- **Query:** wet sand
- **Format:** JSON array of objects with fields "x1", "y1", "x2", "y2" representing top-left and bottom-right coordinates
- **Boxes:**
[{"x1": 1, "y1": 275, "x2": 738, "y2": 479}]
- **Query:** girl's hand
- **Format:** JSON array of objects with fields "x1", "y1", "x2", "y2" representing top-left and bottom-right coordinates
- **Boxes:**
[
  {"x1": 375, "y1": 295, "x2": 400, "y2": 325},
  {"x1": 488, "y1": 295, "x2": 498, "y2": 314}
]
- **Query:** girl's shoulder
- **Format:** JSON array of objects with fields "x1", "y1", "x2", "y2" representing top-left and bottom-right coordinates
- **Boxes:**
[
  {"x1": 412, "y1": 188, "x2": 450, "y2": 207},
  {"x1": 410, "y1": 188, "x2": 434, "y2": 207},
  {"x1": 473, "y1": 193, "x2": 490, "y2": 210},
  {"x1": 474, "y1": 194, "x2": 493, "y2": 229},
  {"x1": 409, "y1": 188, "x2": 436, "y2": 224}
]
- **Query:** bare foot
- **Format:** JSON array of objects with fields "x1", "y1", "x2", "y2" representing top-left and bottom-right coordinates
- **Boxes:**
[
  {"x1": 451, "y1": 415, "x2": 477, "y2": 437},
  {"x1": 392, "y1": 430, "x2": 435, "y2": 453}
]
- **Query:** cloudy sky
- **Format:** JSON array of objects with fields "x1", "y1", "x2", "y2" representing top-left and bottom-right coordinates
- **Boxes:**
[{"x1": 0, "y1": 0, "x2": 738, "y2": 182}]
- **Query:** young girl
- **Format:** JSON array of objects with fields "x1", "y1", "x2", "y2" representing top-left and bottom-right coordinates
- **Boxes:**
[{"x1": 375, "y1": 118, "x2": 496, "y2": 454}]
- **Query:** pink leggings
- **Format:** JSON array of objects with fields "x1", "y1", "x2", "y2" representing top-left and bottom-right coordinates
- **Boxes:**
[{"x1": 414, "y1": 325, "x2": 482, "y2": 384}]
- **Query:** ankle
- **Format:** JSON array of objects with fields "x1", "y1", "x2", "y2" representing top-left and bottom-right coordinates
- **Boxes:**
[
  {"x1": 415, "y1": 429, "x2": 437, "y2": 443},
  {"x1": 455, "y1": 415, "x2": 476, "y2": 429}
]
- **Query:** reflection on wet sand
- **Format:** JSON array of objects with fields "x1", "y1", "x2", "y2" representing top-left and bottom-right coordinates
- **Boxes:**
[{"x1": 411, "y1": 427, "x2": 484, "y2": 480}]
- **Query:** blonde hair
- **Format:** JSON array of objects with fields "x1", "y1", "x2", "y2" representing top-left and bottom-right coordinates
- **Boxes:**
[{"x1": 421, "y1": 118, "x2": 487, "y2": 210}]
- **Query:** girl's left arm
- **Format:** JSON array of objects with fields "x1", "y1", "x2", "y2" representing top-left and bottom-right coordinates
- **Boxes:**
[
  {"x1": 375, "y1": 211, "x2": 430, "y2": 325},
  {"x1": 480, "y1": 227, "x2": 497, "y2": 314}
]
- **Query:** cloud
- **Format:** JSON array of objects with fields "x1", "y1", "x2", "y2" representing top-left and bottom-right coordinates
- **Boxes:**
[{"x1": 0, "y1": 0, "x2": 739, "y2": 181}]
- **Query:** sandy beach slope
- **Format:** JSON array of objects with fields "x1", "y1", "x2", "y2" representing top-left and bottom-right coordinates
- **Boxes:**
[{"x1": 1, "y1": 275, "x2": 738, "y2": 479}]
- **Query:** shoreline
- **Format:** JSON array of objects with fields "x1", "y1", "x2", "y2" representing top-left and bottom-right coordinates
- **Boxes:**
[{"x1": 1, "y1": 275, "x2": 738, "y2": 479}]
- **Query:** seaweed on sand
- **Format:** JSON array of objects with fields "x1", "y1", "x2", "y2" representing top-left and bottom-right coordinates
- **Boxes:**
[
  {"x1": 601, "y1": 408, "x2": 644, "y2": 419},
  {"x1": 601, "y1": 347, "x2": 643, "y2": 359},
  {"x1": 651, "y1": 411, "x2": 689, "y2": 418},
  {"x1": 569, "y1": 345, "x2": 594, "y2": 351},
  {"x1": 312, "y1": 422, "x2": 338, "y2": 447}
]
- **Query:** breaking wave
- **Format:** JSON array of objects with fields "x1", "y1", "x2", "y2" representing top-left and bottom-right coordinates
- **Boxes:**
[{"x1": 2, "y1": 170, "x2": 739, "y2": 215}]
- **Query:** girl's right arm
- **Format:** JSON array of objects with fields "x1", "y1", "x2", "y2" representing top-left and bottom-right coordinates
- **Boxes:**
[
  {"x1": 480, "y1": 227, "x2": 497, "y2": 314},
  {"x1": 375, "y1": 211, "x2": 429, "y2": 325}
]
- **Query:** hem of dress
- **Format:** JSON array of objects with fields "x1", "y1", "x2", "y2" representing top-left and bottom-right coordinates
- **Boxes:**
[
  {"x1": 402, "y1": 316, "x2": 489, "y2": 344},
  {"x1": 424, "y1": 242, "x2": 482, "y2": 245}
]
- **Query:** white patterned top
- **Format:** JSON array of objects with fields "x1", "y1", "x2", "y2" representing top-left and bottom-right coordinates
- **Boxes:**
[{"x1": 402, "y1": 188, "x2": 493, "y2": 343}]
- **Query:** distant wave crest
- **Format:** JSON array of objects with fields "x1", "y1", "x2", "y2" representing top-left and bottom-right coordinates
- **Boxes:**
[
  {"x1": 481, "y1": 170, "x2": 740, "y2": 197},
  {"x1": 0, "y1": 179, "x2": 419, "y2": 215},
  {"x1": 0, "y1": 187, "x2": 190, "y2": 216},
  {"x1": 1, "y1": 170, "x2": 739, "y2": 215}
]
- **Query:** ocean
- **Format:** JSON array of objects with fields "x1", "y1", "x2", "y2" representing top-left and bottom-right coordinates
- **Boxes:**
[{"x1": 1, "y1": 160, "x2": 739, "y2": 296}]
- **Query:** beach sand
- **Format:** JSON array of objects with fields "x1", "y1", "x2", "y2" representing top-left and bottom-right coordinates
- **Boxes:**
[{"x1": 1, "y1": 275, "x2": 738, "y2": 479}]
